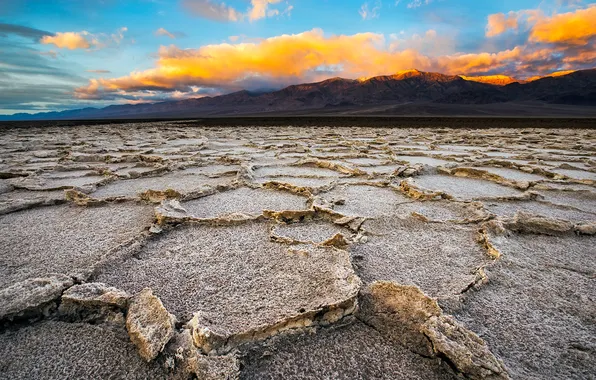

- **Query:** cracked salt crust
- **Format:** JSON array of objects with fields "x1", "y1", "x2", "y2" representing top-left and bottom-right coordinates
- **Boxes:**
[{"x1": 0, "y1": 123, "x2": 594, "y2": 379}]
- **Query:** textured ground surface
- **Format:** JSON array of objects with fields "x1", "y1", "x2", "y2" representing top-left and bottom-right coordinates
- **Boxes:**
[{"x1": 0, "y1": 122, "x2": 595, "y2": 379}]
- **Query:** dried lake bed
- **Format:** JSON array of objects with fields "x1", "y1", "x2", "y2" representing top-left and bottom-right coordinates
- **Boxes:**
[{"x1": 0, "y1": 121, "x2": 595, "y2": 379}]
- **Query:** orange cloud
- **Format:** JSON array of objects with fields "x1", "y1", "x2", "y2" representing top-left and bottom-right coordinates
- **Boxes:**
[
  {"x1": 40, "y1": 27, "x2": 128, "y2": 50},
  {"x1": 41, "y1": 32, "x2": 91, "y2": 49},
  {"x1": 75, "y1": 29, "x2": 536, "y2": 99},
  {"x1": 486, "y1": 12, "x2": 519, "y2": 37},
  {"x1": 75, "y1": 3, "x2": 596, "y2": 102},
  {"x1": 529, "y1": 5, "x2": 596, "y2": 45}
]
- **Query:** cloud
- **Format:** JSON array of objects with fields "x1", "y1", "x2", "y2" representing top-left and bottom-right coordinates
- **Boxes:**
[
  {"x1": 407, "y1": 0, "x2": 431, "y2": 9},
  {"x1": 248, "y1": 0, "x2": 282, "y2": 21},
  {"x1": 486, "y1": 12, "x2": 519, "y2": 37},
  {"x1": 75, "y1": 4, "x2": 596, "y2": 102},
  {"x1": 180, "y1": 0, "x2": 242, "y2": 22},
  {"x1": 359, "y1": 1, "x2": 381, "y2": 20},
  {"x1": 73, "y1": 28, "x2": 537, "y2": 100},
  {"x1": 87, "y1": 69, "x2": 111, "y2": 73},
  {"x1": 41, "y1": 32, "x2": 91, "y2": 49},
  {"x1": 155, "y1": 27, "x2": 186, "y2": 39},
  {"x1": 485, "y1": 5, "x2": 596, "y2": 44},
  {"x1": 181, "y1": 0, "x2": 289, "y2": 22},
  {"x1": 529, "y1": 5, "x2": 596, "y2": 45},
  {"x1": 39, "y1": 27, "x2": 128, "y2": 50},
  {"x1": 0, "y1": 23, "x2": 53, "y2": 41},
  {"x1": 0, "y1": 39, "x2": 88, "y2": 114},
  {"x1": 389, "y1": 29, "x2": 455, "y2": 55}
]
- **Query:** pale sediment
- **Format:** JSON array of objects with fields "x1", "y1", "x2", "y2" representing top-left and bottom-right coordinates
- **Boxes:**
[{"x1": 0, "y1": 123, "x2": 594, "y2": 379}]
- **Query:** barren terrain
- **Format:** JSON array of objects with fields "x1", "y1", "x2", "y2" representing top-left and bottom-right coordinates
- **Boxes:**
[{"x1": 0, "y1": 121, "x2": 595, "y2": 379}]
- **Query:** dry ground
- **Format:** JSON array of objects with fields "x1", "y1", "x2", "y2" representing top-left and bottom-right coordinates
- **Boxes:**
[{"x1": 0, "y1": 121, "x2": 595, "y2": 379}]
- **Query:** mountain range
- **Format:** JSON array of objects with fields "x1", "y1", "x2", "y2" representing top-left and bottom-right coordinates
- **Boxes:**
[{"x1": 3, "y1": 68, "x2": 596, "y2": 120}]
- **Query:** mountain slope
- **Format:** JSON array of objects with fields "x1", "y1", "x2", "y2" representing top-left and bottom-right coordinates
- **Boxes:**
[
  {"x1": 459, "y1": 75, "x2": 523, "y2": 86},
  {"x1": 2, "y1": 69, "x2": 595, "y2": 120}
]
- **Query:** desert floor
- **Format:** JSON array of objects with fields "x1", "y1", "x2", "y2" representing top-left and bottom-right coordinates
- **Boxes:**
[{"x1": 1, "y1": 121, "x2": 594, "y2": 379}]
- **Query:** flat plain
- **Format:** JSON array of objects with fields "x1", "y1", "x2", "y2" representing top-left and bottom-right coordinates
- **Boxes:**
[{"x1": 0, "y1": 119, "x2": 595, "y2": 380}]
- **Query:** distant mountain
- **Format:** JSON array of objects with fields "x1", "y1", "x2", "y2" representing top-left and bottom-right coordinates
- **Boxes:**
[{"x1": 2, "y1": 68, "x2": 595, "y2": 120}]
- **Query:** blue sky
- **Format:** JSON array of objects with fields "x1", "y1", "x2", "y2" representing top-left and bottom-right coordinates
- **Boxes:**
[{"x1": 1, "y1": 0, "x2": 594, "y2": 114}]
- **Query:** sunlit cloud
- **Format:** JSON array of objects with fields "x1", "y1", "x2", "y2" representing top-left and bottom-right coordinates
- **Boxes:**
[
  {"x1": 39, "y1": 27, "x2": 128, "y2": 50},
  {"x1": 41, "y1": 32, "x2": 91, "y2": 49},
  {"x1": 73, "y1": 28, "x2": 531, "y2": 100},
  {"x1": 486, "y1": 12, "x2": 519, "y2": 37},
  {"x1": 529, "y1": 5, "x2": 596, "y2": 45},
  {"x1": 74, "y1": 4, "x2": 596, "y2": 102}
]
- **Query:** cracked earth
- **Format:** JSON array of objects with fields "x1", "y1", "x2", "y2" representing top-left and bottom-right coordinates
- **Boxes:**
[{"x1": 0, "y1": 122, "x2": 595, "y2": 379}]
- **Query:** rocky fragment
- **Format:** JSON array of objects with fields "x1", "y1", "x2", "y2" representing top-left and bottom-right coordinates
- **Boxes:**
[
  {"x1": 59, "y1": 282, "x2": 130, "y2": 321},
  {"x1": 295, "y1": 158, "x2": 367, "y2": 176},
  {"x1": 320, "y1": 233, "x2": 349, "y2": 249},
  {"x1": 359, "y1": 281, "x2": 509, "y2": 380},
  {"x1": 504, "y1": 211, "x2": 575, "y2": 235},
  {"x1": 400, "y1": 179, "x2": 449, "y2": 200},
  {"x1": 64, "y1": 189, "x2": 104, "y2": 206},
  {"x1": 162, "y1": 329, "x2": 240, "y2": 379},
  {"x1": 0, "y1": 274, "x2": 73, "y2": 322},
  {"x1": 359, "y1": 281, "x2": 442, "y2": 356},
  {"x1": 191, "y1": 354, "x2": 240, "y2": 380},
  {"x1": 126, "y1": 288, "x2": 176, "y2": 361},
  {"x1": 422, "y1": 315, "x2": 510, "y2": 379},
  {"x1": 439, "y1": 167, "x2": 530, "y2": 190}
]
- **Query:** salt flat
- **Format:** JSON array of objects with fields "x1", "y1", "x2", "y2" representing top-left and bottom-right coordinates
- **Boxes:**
[{"x1": 0, "y1": 121, "x2": 594, "y2": 380}]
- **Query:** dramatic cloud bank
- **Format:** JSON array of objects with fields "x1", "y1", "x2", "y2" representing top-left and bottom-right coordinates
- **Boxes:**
[{"x1": 73, "y1": 5, "x2": 595, "y2": 101}]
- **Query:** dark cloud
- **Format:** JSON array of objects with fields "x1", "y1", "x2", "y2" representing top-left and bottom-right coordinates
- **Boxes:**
[
  {"x1": 0, "y1": 40, "x2": 86, "y2": 113},
  {"x1": 0, "y1": 23, "x2": 53, "y2": 41}
]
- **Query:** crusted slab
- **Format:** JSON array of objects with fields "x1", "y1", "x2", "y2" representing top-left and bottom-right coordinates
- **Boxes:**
[
  {"x1": 352, "y1": 216, "x2": 494, "y2": 299},
  {"x1": 0, "y1": 321, "x2": 167, "y2": 379},
  {"x1": 408, "y1": 175, "x2": 522, "y2": 201},
  {"x1": 270, "y1": 220, "x2": 351, "y2": 245},
  {"x1": 394, "y1": 200, "x2": 490, "y2": 223},
  {"x1": 180, "y1": 187, "x2": 309, "y2": 219},
  {"x1": 94, "y1": 221, "x2": 360, "y2": 352},
  {"x1": 90, "y1": 172, "x2": 233, "y2": 200},
  {"x1": 483, "y1": 199, "x2": 596, "y2": 224},
  {"x1": 1, "y1": 124, "x2": 595, "y2": 379},
  {"x1": 239, "y1": 320, "x2": 457, "y2": 380},
  {"x1": 314, "y1": 184, "x2": 411, "y2": 217},
  {"x1": 126, "y1": 288, "x2": 177, "y2": 361},
  {"x1": 455, "y1": 230, "x2": 596, "y2": 379},
  {"x1": 0, "y1": 202, "x2": 154, "y2": 288},
  {"x1": 0, "y1": 274, "x2": 73, "y2": 322}
]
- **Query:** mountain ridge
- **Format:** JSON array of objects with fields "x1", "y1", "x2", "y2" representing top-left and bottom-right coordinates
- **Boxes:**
[{"x1": 2, "y1": 68, "x2": 595, "y2": 120}]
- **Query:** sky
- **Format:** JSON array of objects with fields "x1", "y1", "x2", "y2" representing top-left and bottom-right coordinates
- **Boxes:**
[{"x1": 0, "y1": 0, "x2": 595, "y2": 114}]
